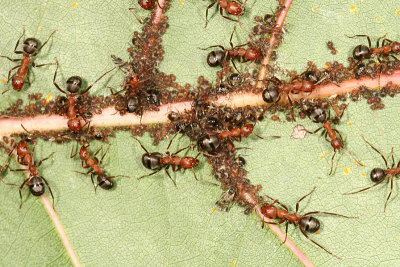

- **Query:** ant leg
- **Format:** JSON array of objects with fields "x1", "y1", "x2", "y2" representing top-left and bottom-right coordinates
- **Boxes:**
[
  {"x1": 204, "y1": 0, "x2": 218, "y2": 28},
  {"x1": 381, "y1": 38, "x2": 393, "y2": 47},
  {"x1": 191, "y1": 168, "x2": 218, "y2": 186},
  {"x1": 164, "y1": 168, "x2": 178, "y2": 189},
  {"x1": 287, "y1": 95, "x2": 296, "y2": 122},
  {"x1": 90, "y1": 173, "x2": 97, "y2": 194},
  {"x1": 0, "y1": 56, "x2": 22, "y2": 62},
  {"x1": 329, "y1": 150, "x2": 337, "y2": 176},
  {"x1": 52, "y1": 58, "x2": 67, "y2": 94},
  {"x1": 99, "y1": 144, "x2": 111, "y2": 165},
  {"x1": 40, "y1": 176, "x2": 55, "y2": 208},
  {"x1": 18, "y1": 178, "x2": 29, "y2": 209},
  {"x1": 303, "y1": 211, "x2": 357, "y2": 219},
  {"x1": 220, "y1": 9, "x2": 239, "y2": 23},
  {"x1": 282, "y1": 222, "x2": 289, "y2": 244},
  {"x1": 298, "y1": 225, "x2": 341, "y2": 260},
  {"x1": 32, "y1": 30, "x2": 57, "y2": 57},
  {"x1": 70, "y1": 143, "x2": 79, "y2": 158},
  {"x1": 375, "y1": 34, "x2": 387, "y2": 48},
  {"x1": 198, "y1": 45, "x2": 226, "y2": 51},
  {"x1": 36, "y1": 152, "x2": 55, "y2": 167},
  {"x1": 137, "y1": 169, "x2": 162, "y2": 180},
  {"x1": 166, "y1": 133, "x2": 179, "y2": 151},
  {"x1": 345, "y1": 34, "x2": 372, "y2": 49},
  {"x1": 384, "y1": 175, "x2": 395, "y2": 212},
  {"x1": 304, "y1": 126, "x2": 324, "y2": 135},
  {"x1": 80, "y1": 66, "x2": 116, "y2": 95},
  {"x1": 129, "y1": 8, "x2": 145, "y2": 24},
  {"x1": 31, "y1": 61, "x2": 55, "y2": 68},
  {"x1": 229, "y1": 25, "x2": 237, "y2": 49},
  {"x1": 361, "y1": 135, "x2": 389, "y2": 169},
  {"x1": 295, "y1": 186, "x2": 316, "y2": 214},
  {"x1": 343, "y1": 176, "x2": 387, "y2": 195},
  {"x1": 6, "y1": 65, "x2": 21, "y2": 83},
  {"x1": 13, "y1": 28, "x2": 25, "y2": 54}
]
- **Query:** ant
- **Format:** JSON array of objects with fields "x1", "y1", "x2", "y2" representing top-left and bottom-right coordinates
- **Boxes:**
[
  {"x1": 304, "y1": 105, "x2": 362, "y2": 175},
  {"x1": 6, "y1": 135, "x2": 55, "y2": 209},
  {"x1": 129, "y1": 0, "x2": 161, "y2": 23},
  {"x1": 53, "y1": 58, "x2": 115, "y2": 132},
  {"x1": 205, "y1": 0, "x2": 247, "y2": 28},
  {"x1": 344, "y1": 136, "x2": 400, "y2": 212},
  {"x1": 135, "y1": 135, "x2": 214, "y2": 188},
  {"x1": 261, "y1": 187, "x2": 357, "y2": 260},
  {"x1": 71, "y1": 141, "x2": 129, "y2": 191},
  {"x1": 347, "y1": 34, "x2": 400, "y2": 62},
  {"x1": 218, "y1": 120, "x2": 279, "y2": 143},
  {"x1": 0, "y1": 28, "x2": 56, "y2": 92},
  {"x1": 200, "y1": 26, "x2": 261, "y2": 70}
]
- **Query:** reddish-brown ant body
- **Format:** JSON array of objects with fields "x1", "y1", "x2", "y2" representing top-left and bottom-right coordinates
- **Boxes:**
[
  {"x1": 345, "y1": 136, "x2": 400, "y2": 212},
  {"x1": 305, "y1": 105, "x2": 361, "y2": 175},
  {"x1": 261, "y1": 187, "x2": 356, "y2": 260},
  {"x1": 0, "y1": 29, "x2": 56, "y2": 92},
  {"x1": 71, "y1": 142, "x2": 129, "y2": 190},
  {"x1": 218, "y1": 122, "x2": 271, "y2": 142},
  {"x1": 205, "y1": 0, "x2": 247, "y2": 28},
  {"x1": 135, "y1": 136, "x2": 212, "y2": 188},
  {"x1": 347, "y1": 34, "x2": 400, "y2": 61},
  {"x1": 53, "y1": 58, "x2": 115, "y2": 132}
]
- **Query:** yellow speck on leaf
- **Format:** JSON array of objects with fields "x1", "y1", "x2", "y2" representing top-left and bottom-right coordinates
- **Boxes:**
[
  {"x1": 350, "y1": 5, "x2": 357, "y2": 14},
  {"x1": 179, "y1": 1, "x2": 183, "y2": 4},
  {"x1": 362, "y1": 173, "x2": 366, "y2": 177},
  {"x1": 312, "y1": 7, "x2": 317, "y2": 12},
  {"x1": 1, "y1": 79, "x2": 5, "y2": 83},
  {"x1": 72, "y1": 2, "x2": 78, "y2": 7},
  {"x1": 323, "y1": 65, "x2": 328, "y2": 69},
  {"x1": 376, "y1": 17, "x2": 381, "y2": 22},
  {"x1": 343, "y1": 167, "x2": 352, "y2": 175},
  {"x1": 46, "y1": 94, "x2": 52, "y2": 103},
  {"x1": 324, "y1": 152, "x2": 328, "y2": 156},
  {"x1": 231, "y1": 262, "x2": 236, "y2": 266},
  {"x1": 348, "y1": 121, "x2": 352, "y2": 125},
  {"x1": 40, "y1": 26, "x2": 43, "y2": 30},
  {"x1": 396, "y1": 10, "x2": 400, "y2": 15},
  {"x1": 211, "y1": 207, "x2": 216, "y2": 212},
  {"x1": 316, "y1": 231, "x2": 320, "y2": 235},
  {"x1": 336, "y1": 50, "x2": 340, "y2": 54}
]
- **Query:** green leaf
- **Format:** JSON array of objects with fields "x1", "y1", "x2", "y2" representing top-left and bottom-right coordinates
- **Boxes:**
[{"x1": 1, "y1": 0, "x2": 399, "y2": 266}]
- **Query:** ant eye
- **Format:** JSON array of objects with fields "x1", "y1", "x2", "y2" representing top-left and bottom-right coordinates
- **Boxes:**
[
  {"x1": 23, "y1": 38, "x2": 39, "y2": 54},
  {"x1": 66, "y1": 76, "x2": 82, "y2": 93}
]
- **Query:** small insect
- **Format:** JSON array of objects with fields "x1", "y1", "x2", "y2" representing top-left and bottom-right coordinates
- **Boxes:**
[
  {"x1": 344, "y1": 136, "x2": 400, "y2": 212},
  {"x1": 326, "y1": 41, "x2": 337, "y2": 55},
  {"x1": 205, "y1": 0, "x2": 247, "y2": 28},
  {"x1": 200, "y1": 26, "x2": 261, "y2": 70},
  {"x1": 53, "y1": 58, "x2": 115, "y2": 132},
  {"x1": 215, "y1": 186, "x2": 236, "y2": 211},
  {"x1": 218, "y1": 121, "x2": 279, "y2": 143},
  {"x1": 261, "y1": 187, "x2": 357, "y2": 260},
  {"x1": 0, "y1": 28, "x2": 56, "y2": 92},
  {"x1": 347, "y1": 34, "x2": 400, "y2": 62},
  {"x1": 135, "y1": 135, "x2": 211, "y2": 188},
  {"x1": 305, "y1": 105, "x2": 362, "y2": 175},
  {"x1": 71, "y1": 142, "x2": 129, "y2": 191}
]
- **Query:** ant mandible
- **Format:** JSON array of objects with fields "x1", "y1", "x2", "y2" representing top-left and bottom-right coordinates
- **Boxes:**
[
  {"x1": 0, "y1": 28, "x2": 56, "y2": 93},
  {"x1": 71, "y1": 142, "x2": 129, "y2": 191},
  {"x1": 135, "y1": 135, "x2": 214, "y2": 188},
  {"x1": 261, "y1": 187, "x2": 357, "y2": 260},
  {"x1": 53, "y1": 58, "x2": 115, "y2": 132},
  {"x1": 200, "y1": 26, "x2": 261, "y2": 70},
  {"x1": 347, "y1": 34, "x2": 400, "y2": 62},
  {"x1": 344, "y1": 135, "x2": 400, "y2": 212},
  {"x1": 305, "y1": 105, "x2": 362, "y2": 175},
  {"x1": 205, "y1": 0, "x2": 247, "y2": 28}
]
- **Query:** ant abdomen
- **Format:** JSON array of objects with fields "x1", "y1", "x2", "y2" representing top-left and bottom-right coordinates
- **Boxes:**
[
  {"x1": 370, "y1": 168, "x2": 385, "y2": 182},
  {"x1": 142, "y1": 153, "x2": 161, "y2": 170},
  {"x1": 353, "y1": 45, "x2": 370, "y2": 61},
  {"x1": 262, "y1": 86, "x2": 279, "y2": 103},
  {"x1": 197, "y1": 134, "x2": 220, "y2": 153},
  {"x1": 66, "y1": 76, "x2": 83, "y2": 93},
  {"x1": 299, "y1": 216, "x2": 320, "y2": 233},
  {"x1": 23, "y1": 38, "x2": 39, "y2": 54},
  {"x1": 97, "y1": 175, "x2": 114, "y2": 190},
  {"x1": 207, "y1": 50, "x2": 226, "y2": 67},
  {"x1": 310, "y1": 107, "x2": 326, "y2": 123},
  {"x1": 29, "y1": 176, "x2": 45, "y2": 196}
]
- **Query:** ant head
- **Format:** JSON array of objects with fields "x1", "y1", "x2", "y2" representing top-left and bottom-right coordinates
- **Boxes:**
[
  {"x1": 142, "y1": 153, "x2": 161, "y2": 170},
  {"x1": 228, "y1": 73, "x2": 243, "y2": 87},
  {"x1": 23, "y1": 38, "x2": 39, "y2": 54},
  {"x1": 127, "y1": 96, "x2": 140, "y2": 113},
  {"x1": 299, "y1": 216, "x2": 320, "y2": 233},
  {"x1": 310, "y1": 107, "x2": 326, "y2": 123},
  {"x1": 29, "y1": 176, "x2": 45, "y2": 196},
  {"x1": 207, "y1": 50, "x2": 225, "y2": 67},
  {"x1": 241, "y1": 124, "x2": 253, "y2": 137},
  {"x1": 304, "y1": 71, "x2": 319, "y2": 84},
  {"x1": 392, "y1": 42, "x2": 400, "y2": 53},
  {"x1": 331, "y1": 138, "x2": 343, "y2": 150},
  {"x1": 262, "y1": 85, "x2": 279, "y2": 103},
  {"x1": 353, "y1": 45, "x2": 370, "y2": 61},
  {"x1": 139, "y1": 0, "x2": 156, "y2": 10},
  {"x1": 370, "y1": 168, "x2": 385, "y2": 183},
  {"x1": 97, "y1": 175, "x2": 114, "y2": 190},
  {"x1": 66, "y1": 76, "x2": 83, "y2": 93}
]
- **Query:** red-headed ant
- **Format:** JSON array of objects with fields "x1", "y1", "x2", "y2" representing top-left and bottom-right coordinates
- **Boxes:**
[
  {"x1": 53, "y1": 58, "x2": 115, "y2": 132},
  {"x1": 261, "y1": 187, "x2": 357, "y2": 260},
  {"x1": 344, "y1": 135, "x2": 400, "y2": 212},
  {"x1": 129, "y1": 0, "x2": 161, "y2": 23},
  {"x1": 71, "y1": 142, "x2": 129, "y2": 191},
  {"x1": 0, "y1": 28, "x2": 56, "y2": 93},
  {"x1": 205, "y1": 0, "x2": 247, "y2": 28}
]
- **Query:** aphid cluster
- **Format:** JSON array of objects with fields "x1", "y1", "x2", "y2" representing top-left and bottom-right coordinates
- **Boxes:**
[{"x1": 2, "y1": 0, "x2": 400, "y2": 264}]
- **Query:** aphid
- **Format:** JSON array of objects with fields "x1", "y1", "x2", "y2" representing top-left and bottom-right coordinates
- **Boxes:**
[
  {"x1": 306, "y1": 106, "x2": 362, "y2": 175},
  {"x1": 200, "y1": 26, "x2": 261, "y2": 70},
  {"x1": 344, "y1": 136, "x2": 400, "y2": 212},
  {"x1": 215, "y1": 186, "x2": 236, "y2": 211},
  {"x1": 168, "y1": 112, "x2": 182, "y2": 122},
  {"x1": 7, "y1": 139, "x2": 55, "y2": 209},
  {"x1": 135, "y1": 136, "x2": 209, "y2": 188},
  {"x1": 261, "y1": 187, "x2": 357, "y2": 260},
  {"x1": 53, "y1": 58, "x2": 115, "y2": 132},
  {"x1": 228, "y1": 73, "x2": 243, "y2": 87},
  {"x1": 205, "y1": 0, "x2": 247, "y2": 28},
  {"x1": 354, "y1": 63, "x2": 366, "y2": 79},
  {"x1": 0, "y1": 29, "x2": 56, "y2": 92},
  {"x1": 218, "y1": 121, "x2": 279, "y2": 143},
  {"x1": 71, "y1": 143, "x2": 129, "y2": 191},
  {"x1": 234, "y1": 156, "x2": 246, "y2": 167},
  {"x1": 347, "y1": 34, "x2": 400, "y2": 61}
]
